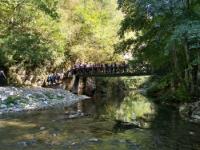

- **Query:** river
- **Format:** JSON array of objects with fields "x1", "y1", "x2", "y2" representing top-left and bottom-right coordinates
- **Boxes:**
[{"x1": 0, "y1": 81, "x2": 200, "y2": 150}]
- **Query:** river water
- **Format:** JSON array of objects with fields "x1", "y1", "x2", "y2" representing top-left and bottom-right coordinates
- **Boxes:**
[{"x1": 0, "y1": 85, "x2": 200, "y2": 149}]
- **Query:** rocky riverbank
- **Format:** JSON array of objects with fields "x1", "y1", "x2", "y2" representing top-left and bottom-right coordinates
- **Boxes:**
[
  {"x1": 179, "y1": 101, "x2": 200, "y2": 123},
  {"x1": 0, "y1": 86, "x2": 89, "y2": 115}
]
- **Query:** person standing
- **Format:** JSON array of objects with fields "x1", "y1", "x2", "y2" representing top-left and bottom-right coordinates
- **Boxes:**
[{"x1": 0, "y1": 70, "x2": 6, "y2": 86}]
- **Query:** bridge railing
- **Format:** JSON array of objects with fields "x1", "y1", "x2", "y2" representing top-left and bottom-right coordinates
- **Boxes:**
[{"x1": 65, "y1": 63, "x2": 152, "y2": 77}]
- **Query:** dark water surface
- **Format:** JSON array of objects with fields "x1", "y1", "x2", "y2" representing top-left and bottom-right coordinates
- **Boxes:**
[{"x1": 0, "y1": 90, "x2": 200, "y2": 150}]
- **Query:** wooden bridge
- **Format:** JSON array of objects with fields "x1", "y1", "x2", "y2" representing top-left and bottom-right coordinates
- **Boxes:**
[
  {"x1": 65, "y1": 63, "x2": 151, "y2": 77},
  {"x1": 64, "y1": 63, "x2": 152, "y2": 94}
]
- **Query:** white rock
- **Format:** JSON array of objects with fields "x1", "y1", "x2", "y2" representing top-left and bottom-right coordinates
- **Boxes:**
[
  {"x1": 189, "y1": 131, "x2": 194, "y2": 135},
  {"x1": 132, "y1": 113, "x2": 136, "y2": 120},
  {"x1": 9, "y1": 91, "x2": 14, "y2": 95},
  {"x1": 40, "y1": 126, "x2": 46, "y2": 130},
  {"x1": 0, "y1": 104, "x2": 7, "y2": 109},
  {"x1": 192, "y1": 115, "x2": 200, "y2": 120},
  {"x1": 43, "y1": 101, "x2": 48, "y2": 104},
  {"x1": 89, "y1": 138, "x2": 99, "y2": 142}
]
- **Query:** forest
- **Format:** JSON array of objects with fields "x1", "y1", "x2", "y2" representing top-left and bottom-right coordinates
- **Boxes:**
[
  {"x1": 117, "y1": 0, "x2": 200, "y2": 101},
  {"x1": 0, "y1": 0, "x2": 123, "y2": 84}
]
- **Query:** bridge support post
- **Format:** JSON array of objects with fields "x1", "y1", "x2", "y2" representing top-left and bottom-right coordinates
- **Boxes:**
[
  {"x1": 71, "y1": 75, "x2": 80, "y2": 94},
  {"x1": 79, "y1": 77, "x2": 87, "y2": 95},
  {"x1": 71, "y1": 75, "x2": 87, "y2": 95}
]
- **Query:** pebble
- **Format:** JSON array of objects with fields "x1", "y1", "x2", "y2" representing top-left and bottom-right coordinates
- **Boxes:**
[
  {"x1": 119, "y1": 139, "x2": 126, "y2": 143},
  {"x1": 71, "y1": 142, "x2": 78, "y2": 145},
  {"x1": 189, "y1": 131, "x2": 194, "y2": 135},
  {"x1": 88, "y1": 138, "x2": 99, "y2": 142},
  {"x1": 40, "y1": 126, "x2": 46, "y2": 130},
  {"x1": 17, "y1": 141, "x2": 27, "y2": 147},
  {"x1": 10, "y1": 103, "x2": 14, "y2": 107},
  {"x1": 0, "y1": 104, "x2": 7, "y2": 109}
]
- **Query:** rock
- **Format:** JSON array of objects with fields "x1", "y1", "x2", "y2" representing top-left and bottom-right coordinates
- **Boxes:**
[
  {"x1": 17, "y1": 141, "x2": 28, "y2": 147},
  {"x1": 9, "y1": 103, "x2": 14, "y2": 107},
  {"x1": 17, "y1": 139, "x2": 37, "y2": 147},
  {"x1": 43, "y1": 101, "x2": 48, "y2": 105},
  {"x1": 179, "y1": 101, "x2": 200, "y2": 123},
  {"x1": 0, "y1": 96, "x2": 7, "y2": 101},
  {"x1": 189, "y1": 131, "x2": 194, "y2": 135},
  {"x1": 40, "y1": 126, "x2": 46, "y2": 130},
  {"x1": 119, "y1": 139, "x2": 126, "y2": 143},
  {"x1": 0, "y1": 104, "x2": 7, "y2": 109},
  {"x1": 9, "y1": 91, "x2": 14, "y2": 95},
  {"x1": 88, "y1": 138, "x2": 99, "y2": 142},
  {"x1": 191, "y1": 115, "x2": 200, "y2": 120},
  {"x1": 131, "y1": 112, "x2": 136, "y2": 120},
  {"x1": 71, "y1": 142, "x2": 78, "y2": 145}
]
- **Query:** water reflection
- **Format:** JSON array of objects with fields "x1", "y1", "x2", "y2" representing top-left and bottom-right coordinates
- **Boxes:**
[
  {"x1": 0, "y1": 89, "x2": 200, "y2": 150},
  {"x1": 81, "y1": 90, "x2": 156, "y2": 129},
  {"x1": 116, "y1": 92, "x2": 156, "y2": 126}
]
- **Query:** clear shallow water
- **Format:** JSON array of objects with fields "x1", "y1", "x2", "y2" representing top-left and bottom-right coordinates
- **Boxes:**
[{"x1": 0, "y1": 90, "x2": 200, "y2": 150}]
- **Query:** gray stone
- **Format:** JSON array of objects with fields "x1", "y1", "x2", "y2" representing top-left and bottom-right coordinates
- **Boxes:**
[
  {"x1": 17, "y1": 141, "x2": 28, "y2": 147},
  {"x1": 192, "y1": 114, "x2": 200, "y2": 120},
  {"x1": 9, "y1": 103, "x2": 14, "y2": 107},
  {"x1": 179, "y1": 101, "x2": 200, "y2": 123},
  {"x1": 88, "y1": 138, "x2": 99, "y2": 142},
  {"x1": 40, "y1": 126, "x2": 46, "y2": 130},
  {"x1": 0, "y1": 104, "x2": 7, "y2": 109},
  {"x1": 189, "y1": 131, "x2": 194, "y2": 135},
  {"x1": 131, "y1": 112, "x2": 136, "y2": 120}
]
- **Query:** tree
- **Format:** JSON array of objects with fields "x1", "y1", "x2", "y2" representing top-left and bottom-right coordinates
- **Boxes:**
[
  {"x1": 117, "y1": 0, "x2": 200, "y2": 99},
  {"x1": 0, "y1": 0, "x2": 66, "y2": 83},
  {"x1": 59, "y1": 0, "x2": 123, "y2": 64},
  {"x1": 0, "y1": 0, "x2": 124, "y2": 84}
]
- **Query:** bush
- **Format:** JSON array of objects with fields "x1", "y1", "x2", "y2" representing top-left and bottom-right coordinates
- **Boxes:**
[
  {"x1": 147, "y1": 74, "x2": 190, "y2": 103},
  {"x1": 5, "y1": 96, "x2": 19, "y2": 105}
]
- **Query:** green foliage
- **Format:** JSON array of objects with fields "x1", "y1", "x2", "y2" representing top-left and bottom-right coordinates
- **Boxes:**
[
  {"x1": 0, "y1": 0, "x2": 66, "y2": 72},
  {"x1": 147, "y1": 76, "x2": 189, "y2": 103},
  {"x1": 116, "y1": 91, "x2": 156, "y2": 122},
  {"x1": 0, "y1": 0, "x2": 123, "y2": 83},
  {"x1": 117, "y1": 0, "x2": 200, "y2": 100},
  {"x1": 5, "y1": 96, "x2": 19, "y2": 105},
  {"x1": 147, "y1": 76, "x2": 171, "y2": 97},
  {"x1": 174, "y1": 84, "x2": 189, "y2": 102},
  {"x1": 59, "y1": 0, "x2": 123, "y2": 64}
]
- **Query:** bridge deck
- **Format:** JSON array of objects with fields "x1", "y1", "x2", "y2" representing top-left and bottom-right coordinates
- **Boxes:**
[{"x1": 75, "y1": 72, "x2": 152, "y2": 77}]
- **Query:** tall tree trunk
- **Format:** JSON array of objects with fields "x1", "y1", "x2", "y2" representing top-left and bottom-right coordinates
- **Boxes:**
[
  {"x1": 184, "y1": 40, "x2": 190, "y2": 87},
  {"x1": 183, "y1": 37, "x2": 194, "y2": 94},
  {"x1": 197, "y1": 52, "x2": 200, "y2": 95},
  {"x1": 171, "y1": 43, "x2": 179, "y2": 91}
]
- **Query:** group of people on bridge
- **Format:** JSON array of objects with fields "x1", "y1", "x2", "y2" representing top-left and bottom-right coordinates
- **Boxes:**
[
  {"x1": 66, "y1": 62, "x2": 129, "y2": 76},
  {"x1": 47, "y1": 73, "x2": 64, "y2": 85}
]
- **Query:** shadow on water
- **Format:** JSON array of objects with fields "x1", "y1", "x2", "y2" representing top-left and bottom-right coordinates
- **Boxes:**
[{"x1": 150, "y1": 105, "x2": 200, "y2": 150}]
